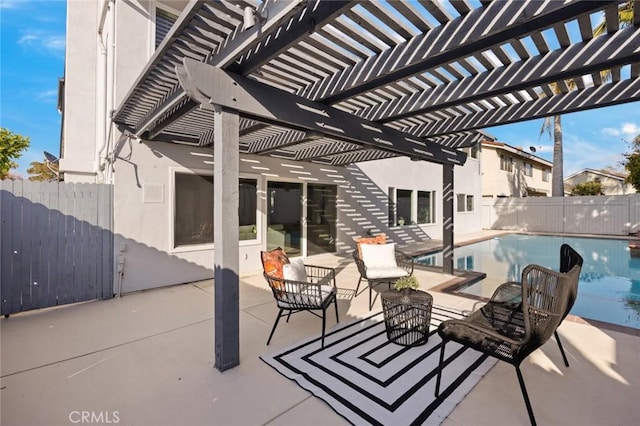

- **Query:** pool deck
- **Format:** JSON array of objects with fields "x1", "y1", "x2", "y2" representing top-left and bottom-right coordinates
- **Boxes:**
[{"x1": 1, "y1": 230, "x2": 639, "y2": 425}]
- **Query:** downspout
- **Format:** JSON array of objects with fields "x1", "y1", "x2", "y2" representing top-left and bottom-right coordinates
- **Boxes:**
[
  {"x1": 96, "y1": 0, "x2": 116, "y2": 183},
  {"x1": 104, "y1": 0, "x2": 117, "y2": 184}
]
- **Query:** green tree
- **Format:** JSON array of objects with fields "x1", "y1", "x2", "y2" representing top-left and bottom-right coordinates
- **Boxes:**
[
  {"x1": 570, "y1": 181, "x2": 605, "y2": 196},
  {"x1": 0, "y1": 128, "x2": 30, "y2": 179},
  {"x1": 623, "y1": 134, "x2": 640, "y2": 191},
  {"x1": 539, "y1": 1, "x2": 634, "y2": 197},
  {"x1": 27, "y1": 160, "x2": 58, "y2": 181}
]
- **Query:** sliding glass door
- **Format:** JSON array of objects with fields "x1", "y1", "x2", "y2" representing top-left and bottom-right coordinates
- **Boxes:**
[
  {"x1": 307, "y1": 184, "x2": 337, "y2": 256},
  {"x1": 267, "y1": 181, "x2": 302, "y2": 257}
]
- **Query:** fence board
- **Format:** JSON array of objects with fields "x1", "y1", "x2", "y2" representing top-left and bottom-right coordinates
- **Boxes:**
[
  {"x1": 11, "y1": 181, "x2": 24, "y2": 313},
  {"x1": 47, "y1": 182, "x2": 62, "y2": 308},
  {"x1": 0, "y1": 181, "x2": 114, "y2": 316},
  {"x1": 30, "y1": 181, "x2": 45, "y2": 310},
  {"x1": 1, "y1": 180, "x2": 13, "y2": 315},
  {"x1": 99, "y1": 185, "x2": 113, "y2": 299}
]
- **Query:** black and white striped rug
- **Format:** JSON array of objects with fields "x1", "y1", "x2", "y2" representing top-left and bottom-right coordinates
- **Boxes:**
[{"x1": 260, "y1": 306, "x2": 496, "y2": 426}]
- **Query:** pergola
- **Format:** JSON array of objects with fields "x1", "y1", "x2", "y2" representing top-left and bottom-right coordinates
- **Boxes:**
[{"x1": 113, "y1": 0, "x2": 640, "y2": 370}]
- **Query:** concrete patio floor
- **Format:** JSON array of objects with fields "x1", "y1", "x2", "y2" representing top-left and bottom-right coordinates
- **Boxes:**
[{"x1": 2, "y1": 233, "x2": 639, "y2": 425}]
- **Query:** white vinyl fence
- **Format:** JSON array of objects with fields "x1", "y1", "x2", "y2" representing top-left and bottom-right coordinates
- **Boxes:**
[{"x1": 482, "y1": 195, "x2": 640, "y2": 236}]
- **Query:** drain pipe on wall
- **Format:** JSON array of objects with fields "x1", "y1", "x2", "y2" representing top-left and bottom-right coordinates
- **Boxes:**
[{"x1": 96, "y1": 0, "x2": 116, "y2": 183}]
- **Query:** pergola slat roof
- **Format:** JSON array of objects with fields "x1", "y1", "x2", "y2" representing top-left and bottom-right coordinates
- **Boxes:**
[{"x1": 113, "y1": 0, "x2": 640, "y2": 166}]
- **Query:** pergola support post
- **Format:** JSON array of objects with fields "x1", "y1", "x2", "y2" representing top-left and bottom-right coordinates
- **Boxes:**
[
  {"x1": 213, "y1": 106, "x2": 240, "y2": 372},
  {"x1": 442, "y1": 164, "x2": 454, "y2": 275}
]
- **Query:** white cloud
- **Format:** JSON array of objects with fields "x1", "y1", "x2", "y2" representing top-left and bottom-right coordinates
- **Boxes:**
[
  {"x1": 601, "y1": 122, "x2": 640, "y2": 141},
  {"x1": 622, "y1": 123, "x2": 640, "y2": 138},
  {"x1": 0, "y1": 0, "x2": 23, "y2": 9},
  {"x1": 43, "y1": 35, "x2": 65, "y2": 51},
  {"x1": 17, "y1": 33, "x2": 38, "y2": 45},
  {"x1": 17, "y1": 30, "x2": 65, "y2": 54},
  {"x1": 562, "y1": 133, "x2": 626, "y2": 176},
  {"x1": 36, "y1": 89, "x2": 57, "y2": 102}
]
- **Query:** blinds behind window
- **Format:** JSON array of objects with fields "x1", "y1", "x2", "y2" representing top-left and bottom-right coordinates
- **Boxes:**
[{"x1": 156, "y1": 8, "x2": 177, "y2": 48}]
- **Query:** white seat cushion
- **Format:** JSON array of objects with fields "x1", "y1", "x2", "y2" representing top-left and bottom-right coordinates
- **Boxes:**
[
  {"x1": 279, "y1": 285, "x2": 334, "y2": 307},
  {"x1": 365, "y1": 266, "x2": 409, "y2": 279},
  {"x1": 360, "y1": 242, "x2": 398, "y2": 269}
]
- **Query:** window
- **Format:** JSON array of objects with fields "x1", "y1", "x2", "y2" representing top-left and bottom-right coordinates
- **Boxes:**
[
  {"x1": 542, "y1": 168, "x2": 550, "y2": 182},
  {"x1": 239, "y1": 178, "x2": 257, "y2": 241},
  {"x1": 524, "y1": 162, "x2": 533, "y2": 177},
  {"x1": 390, "y1": 188, "x2": 436, "y2": 226},
  {"x1": 417, "y1": 191, "x2": 435, "y2": 224},
  {"x1": 156, "y1": 8, "x2": 177, "y2": 48},
  {"x1": 396, "y1": 189, "x2": 412, "y2": 225},
  {"x1": 456, "y1": 194, "x2": 465, "y2": 212},
  {"x1": 457, "y1": 194, "x2": 474, "y2": 212},
  {"x1": 500, "y1": 155, "x2": 513, "y2": 172},
  {"x1": 174, "y1": 172, "x2": 214, "y2": 247},
  {"x1": 174, "y1": 173, "x2": 259, "y2": 248},
  {"x1": 470, "y1": 144, "x2": 479, "y2": 159}
]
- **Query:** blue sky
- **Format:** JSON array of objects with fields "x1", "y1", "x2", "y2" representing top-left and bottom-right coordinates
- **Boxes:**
[
  {"x1": 1, "y1": 0, "x2": 639, "y2": 177},
  {"x1": 1, "y1": 0, "x2": 66, "y2": 176}
]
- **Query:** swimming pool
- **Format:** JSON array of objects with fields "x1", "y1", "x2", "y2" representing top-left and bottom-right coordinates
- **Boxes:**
[{"x1": 415, "y1": 234, "x2": 640, "y2": 329}]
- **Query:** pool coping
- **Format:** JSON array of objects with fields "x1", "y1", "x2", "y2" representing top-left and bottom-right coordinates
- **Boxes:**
[{"x1": 419, "y1": 231, "x2": 640, "y2": 337}]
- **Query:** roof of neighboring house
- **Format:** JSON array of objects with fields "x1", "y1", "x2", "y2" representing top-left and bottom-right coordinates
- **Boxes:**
[
  {"x1": 564, "y1": 168, "x2": 629, "y2": 182},
  {"x1": 481, "y1": 140, "x2": 553, "y2": 167}
]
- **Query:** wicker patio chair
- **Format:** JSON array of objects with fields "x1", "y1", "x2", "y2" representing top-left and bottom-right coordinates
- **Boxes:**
[
  {"x1": 352, "y1": 245, "x2": 414, "y2": 310},
  {"x1": 480, "y1": 244, "x2": 583, "y2": 366},
  {"x1": 262, "y1": 254, "x2": 339, "y2": 348},
  {"x1": 435, "y1": 262, "x2": 582, "y2": 425}
]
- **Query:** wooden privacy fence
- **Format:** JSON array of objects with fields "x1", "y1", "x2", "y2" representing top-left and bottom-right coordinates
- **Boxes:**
[
  {"x1": 482, "y1": 195, "x2": 640, "y2": 236},
  {"x1": 0, "y1": 180, "x2": 113, "y2": 316}
]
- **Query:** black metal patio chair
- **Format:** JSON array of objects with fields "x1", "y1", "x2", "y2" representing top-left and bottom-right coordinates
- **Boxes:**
[
  {"x1": 261, "y1": 253, "x2": 339, "y2": 348},
  {"x1": 352, "y1": 245, "x2": 414, "y2": 310},
  {"x1": 435, "y1": 261, "x2": 582, "y2": 425}
]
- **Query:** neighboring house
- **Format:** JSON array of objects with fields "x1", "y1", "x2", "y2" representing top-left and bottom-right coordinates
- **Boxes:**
[
  {"x1": 480, "y1": 140, "x2": 553, "y2": 198},
  {"x1": 59, "y1": 1, "x2": 485, "y2": 293},
  {"x1": 564, "y1": 169, "x2": 636, "y2": 195}
]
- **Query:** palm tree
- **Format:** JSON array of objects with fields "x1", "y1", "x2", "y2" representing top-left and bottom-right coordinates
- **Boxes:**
[{"x1": 540, "y1": 1, "x2": 634, "y2": 197}]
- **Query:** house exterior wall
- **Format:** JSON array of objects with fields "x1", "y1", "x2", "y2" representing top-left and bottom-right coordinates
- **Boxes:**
[
  {"x1": 62, "y1": 0, "x2": 485, "y2": 293},
  {"x1": 60, "y1": 0, "x2": 100, "y2": 182},
  {"x1": 564, "y1": 170, "x2": 635, "y2": 195},
  {"x1": 481, "y1": 143, "x2": 552, "y2": 198}
]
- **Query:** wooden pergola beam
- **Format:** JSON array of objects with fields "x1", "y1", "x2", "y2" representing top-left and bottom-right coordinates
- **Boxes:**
[{"x1": 176, "y1": 57, "x2": 467, "y2": 165}]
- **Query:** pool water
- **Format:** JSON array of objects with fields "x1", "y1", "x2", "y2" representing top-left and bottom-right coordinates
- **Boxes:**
[{"x1": 415, "y1": 234, "x2": 640, "y2": 329}]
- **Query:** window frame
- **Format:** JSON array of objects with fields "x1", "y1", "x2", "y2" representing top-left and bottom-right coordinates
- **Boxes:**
[
  {"x1": 151, "y1": 4, "x2": 180, "y2": 55},
  {"x1": 456, "y1": 193, "x2": 474, "y2": 213},
  {"x1": 417, "y1": 190, "x2": 436, "y2": 224},
  {"x1": 170, "y1": 168, "x2": 263, "y2": 253},
  {"x1": 542, "y1": 168, "x2": 550, "y2": 182},
  {"x1": 524, "y1": 162, "x2": 533, "y2": 177},
  {"x1": 500, "y1": 154, "x2": 513, "y2": 172},
  {"x1": 171, "y1": 167, "x2": 215, "y2": 253}
]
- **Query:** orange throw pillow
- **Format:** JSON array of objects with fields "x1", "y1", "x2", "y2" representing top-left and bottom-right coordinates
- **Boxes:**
[
  {"x1": 356, "y1": 233, "x2": 387, "y2": 257},
  {"x1": 261, "y1": 247, "x2": 290, "y2": 279}
]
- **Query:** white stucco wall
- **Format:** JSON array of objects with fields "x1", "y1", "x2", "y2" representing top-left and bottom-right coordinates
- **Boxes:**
[
  {"x1": 111, "y1": 143, "x2": 484, "y2": 292},
  {"x1": 60, "y1": 0, "x2": 100, "y2": 181}
]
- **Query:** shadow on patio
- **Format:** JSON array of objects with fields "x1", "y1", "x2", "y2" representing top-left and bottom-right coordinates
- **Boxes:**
[{"x1": 1, "y1": 253, "x2": 638, "y2": 425}]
